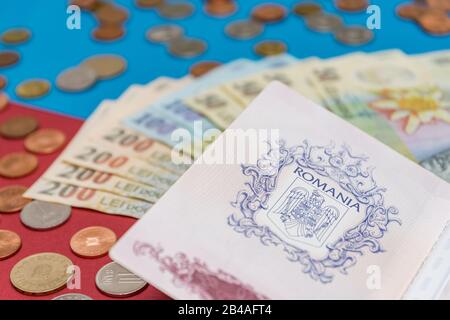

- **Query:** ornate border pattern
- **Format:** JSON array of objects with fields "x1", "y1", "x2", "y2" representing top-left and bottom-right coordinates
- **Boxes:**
[{"x1": 228, "y1": 140, "x2": 401, "y2": 283}]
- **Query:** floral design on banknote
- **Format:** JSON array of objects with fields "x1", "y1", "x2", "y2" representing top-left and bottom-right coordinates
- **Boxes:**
[
  {"x1": 228, "y1": 140, "x2": 401, "y2": 283},
  {"x1": 132, "y1": 241, "x2": 267, "y2": 299},
  {"x1": 370, "y1": 86, "x2": 450, "y2": 134}
]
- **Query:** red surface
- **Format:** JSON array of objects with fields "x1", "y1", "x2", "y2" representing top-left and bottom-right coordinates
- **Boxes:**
[{"x1": 0, "y1": 101, "x2": 169, "y2": 300}]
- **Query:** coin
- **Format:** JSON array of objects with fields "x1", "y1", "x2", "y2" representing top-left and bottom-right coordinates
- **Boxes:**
[
  {"x1": 0, "y1": 186, "x2": 31, "y2": 213},
  {"x1": 53, "y1": 293, "x2": 93, "y2": 300},
  {"x1": 190, "y1": 61, "x2": 222, "y2": 77},
  {"x1": 426, "y1": 0, "x2": 450, "y2": 11},
  {"x1": 168, "y1": 38, "x2": 207, "y2": 58},
  {"x1": 204, "y1": 0, "x2": 237, "y2": 17},
  {"x1": 146, "y1": 24, "x2": 184, "y2": 43},
  {"x1": 254, "y1": 40, "x2": 287, "y2": 56},
  {"x1": 70, "y1": 0, "x2": 98, "y2": 11},
  {"x1": 70, "y1": 226, "x2": 117, "y2": 258},
  {"x1": 81, "y1": 54, "x2": 126, "y2": 80},
  {"x1": 1, "y1": 28, "x2": 31, "y2": 45},
  {"x1": 56, "y1": 66, "x2": 97, "y2": 92},
  {"x1": 0, "y1": 75, "x2": 6, "y2": 90},
  {"x1": 225, "y1": 20, "x2": 264, "y2": 40},
  {"x1": 96, "y1": 262, "x2": 147, "y2": 297},
  {"x1": 92, "y1": 24, "x2": 125, "y2": 41},
  {"x1": 157, "y1": 2, "x2": 194, "y2": 19},
  {"x1": 136, "y1": 0, "x2": 163, "y2": 8},
  {"x1": 418, "y1": 11, "x2": 450, "y2": 35},
  {"x1": 396, "y1": 4, "x2": 427, "y2": 20},
  {"x1": 334, "y1": 26, "x2": 374, "y2": 45},
  {"x1": 16, "y1": 79, "x2": 51, "y2": 99},
  {"x1": 335, "y1": 0, "x2": 368, "y2": 12},
  {"x1": 20, "y1": 200, "x2": 71, "y2": 230},
  {"x1": 10, "y1": 252, "x2": 73, "y2": 295},
  {"x1": 0, "y1": 115, "x2": 38, "y2": 139},
  {"x1": 0, "y1": 230, "x2": 21, "y2": 260},
  {"x1": 306, "y1": 13, "x2": 343, "y2": 32},
  {"x1": 24, "y1": 128, "x2": 66, "y2": 154},
  {"x1": 292, "y1": 2, "x2": 322, "y2": 17},
  {"x1": 0, "y1": 152, "x2": 38, "y2": 178},
  {"x1": 0, "y1": 51, "x2": 20, "y2": 68},
  {"x1": 95, "y1": 3, "x2": 129, "y2": 25},
  {"x1": 251, "y1": 4, "x2": 287, "y2": 23},
  {"x1": 0, "y1": 75, "x2": 7, "y2": 90},
  {"x1": 0, "y1": 92, "x2": 8, "y2": 112}
]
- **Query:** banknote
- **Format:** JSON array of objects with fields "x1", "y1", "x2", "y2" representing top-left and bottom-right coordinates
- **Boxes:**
[
  {"x1": 44, "y1": 162, "x2": 162, "y2": 203},
  {"x1": 24, "y1": 179, "x2": 151, "y2": 219},
  {"x1": 26, "y1": 77, "x2": 184, "y2": 215},
  {"x1": 111, "y1": 82, "x2": 450, "y2": 299},
  {"x1": 125, "y1": 56, "x2": 298, "y2": 146}
]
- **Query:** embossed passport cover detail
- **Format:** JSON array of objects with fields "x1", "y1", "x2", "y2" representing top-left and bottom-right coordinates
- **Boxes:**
[{"x1": 111, "y1": 82, "x2": 450, "y2": 299}]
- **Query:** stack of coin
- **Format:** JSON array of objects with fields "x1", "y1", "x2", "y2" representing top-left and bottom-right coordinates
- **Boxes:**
[
  {"x1": 397, "y1": 1, "x2": 450, "y2": 36},
  {"x1": 292, "y1": 1, "x2": 374, "y2": 46},
  {"x1": 56, "y1": 54, "x2": 126, "y2": 92},
  {"x1": 204, "y1": 0, "x2": 237, "y2": 17},
  {"x1": 146, "y1": 24, "x2": 206, "y2": 58}
]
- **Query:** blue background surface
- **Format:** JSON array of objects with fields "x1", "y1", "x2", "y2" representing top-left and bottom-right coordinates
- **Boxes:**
[{"x1": 0, "y1": 0, "x2": 448, "y2": 119}]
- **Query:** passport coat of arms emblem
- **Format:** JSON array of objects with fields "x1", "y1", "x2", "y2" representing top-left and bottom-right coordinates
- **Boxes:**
[{"x1": 229, "y1": 140, "x2": 401, "y2": 283}]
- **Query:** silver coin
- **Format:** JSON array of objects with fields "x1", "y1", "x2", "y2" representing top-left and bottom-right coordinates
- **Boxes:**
[
  {"x1": 334, "y1": 26, "x2": 374, "y2": 46},
  {"x1": 52, "y1": 293, "x2": 93, "y2": 300},
  {"x1": 225, "y1": 20, "x2": 264, "y2": 40},
  {"x1": 306, "y1": 13, "x2": 343, "y2": 32},
  {"x1": 157, "y1": 2, "x2": 194, "y2": 19},
  {"x1": 20, "y1": 200, "x2": 71, "y2": 230},
  {"x1": 168, "y1": 38, "x2": 207, "y2": 58},
  {"x1": 56, "y1": 66, "x2": 97, "y2": 92},
  {"x1": 96, "y1": 262, "x2": 147, "y2": 297},
  {"x1": 146, "y1": 24, "x2": 184, "y2": 43}
]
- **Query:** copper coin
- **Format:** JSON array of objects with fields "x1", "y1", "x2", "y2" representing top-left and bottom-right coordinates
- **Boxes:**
[
  {"x1": 0, "y1": 92, "x2": 8, "y2": 112},
  {"x1": 205, "y1": 0, "x2": 237, "y2": 17},
  {"x1": 335, "y1": 0, "x2": 368, "y2": 12},
  {"x1": 396, "y1": 3, "x2": 427, "y2": 20},
  {"x1": 95, "y1": 3, "x2": 129, "y2": 25},
  {"x1": 70, "y1": 0, "x2": 98, "y2": 11},
  {"x1": 0, "y1": 115, "x2": 39, "y2": 139},
  {"x1": 24, "y1": 128, "x2": 66, "y2": 154},
  {"x1": 92, "y1": 25, "x2": 125, "y2": 41},
  {"x1": 0, "y1": 230, "x2": 22, "y2": 260},
  {"x1": 418, "y1": 11, "x2": 450, "y2": 35},
  {"x1": 0, "y1": 152, "x2": 38, "y2": 178},
  {"x1": 425, "y1": 0, "x2": 450, "y2": 11},
  {"x1": 0, "y1": 51, "x2": 20, "y2": 68},
  {"x1": 190, "y1": 61, "x2": 222, "y2": 77},
  {"x1": 16, "y1": 79, "x2": 51, "y2": 99},
  {"x1": 1, "y1": 28, "x2": 31, "y2": 45},
  {"x1": 135, "y1": 0, "x2": 163, "y2": 8},
  {"x1": 251, "y1": 4, "x2": 287, "y2": 23},
  {"x1": 254, "y1": 40, "x2": 287, "y2": 56},
  {"x1": 0, "y1": 75, "x2": 7, "y2": 90},
  {"x1": 70, "y1": 226, "x2": 117, "y2": 258},
  {"x1": 292, "y1": 2, "x2": 322, "y2": 16},
  {"x1": 0, "y1": 185, "x2": 31, "y2": 213}
]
